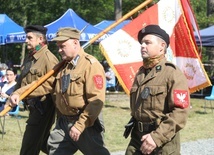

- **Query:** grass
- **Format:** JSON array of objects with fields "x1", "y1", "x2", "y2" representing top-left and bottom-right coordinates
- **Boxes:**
[{"x1": 0, "y1": 93, "x2": 214, "y2": 155}]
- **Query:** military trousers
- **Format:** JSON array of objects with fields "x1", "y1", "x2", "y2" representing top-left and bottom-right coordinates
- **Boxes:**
[
  {"x1": 125, "y1": 126, "x2": 181, "y2": 155},
  {"x1": 20, "y1": 95, "x2": 55, "y2": 155},
  {"x1": 48, "y1": 115, "x2": 110, "y2": 155}
]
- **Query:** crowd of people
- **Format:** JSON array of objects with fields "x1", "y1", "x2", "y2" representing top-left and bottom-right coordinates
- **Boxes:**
[{"x1": 0, "y1": 24, "x2": 190, "y2": 155}]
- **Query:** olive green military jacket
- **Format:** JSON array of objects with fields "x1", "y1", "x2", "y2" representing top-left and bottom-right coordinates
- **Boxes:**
[
  {"x1": 15, "y1": 45, "x2": 59, "y2": 94},
  {"x1": 15, "y1": 48, "x2": 106, "y2": 133},
  {"x1": 130, "y1": 58, "x2": 190, "y2": 147}
]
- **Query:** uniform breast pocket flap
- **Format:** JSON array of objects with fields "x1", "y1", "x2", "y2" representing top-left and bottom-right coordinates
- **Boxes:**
[
  {"x1": 30, "y1": 68, "x2": 42, "y2": 77},
  {"x1": 68, "y1": 73, "x2": 82, "y2": 95},
  {"x1": 149, "y1": 86, "x2": 165, "y2": 96},
  {"x1": 70, "y1": 73, "x2": 81, "y2": 82}
]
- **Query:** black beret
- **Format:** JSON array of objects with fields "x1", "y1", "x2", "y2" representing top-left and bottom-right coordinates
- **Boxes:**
[
  {"x1": 24, "y1": 25, "x2": 47, "y2": 35},
  {"x1": 137, "y1": 25, "x2": 170, "y2": 47}
]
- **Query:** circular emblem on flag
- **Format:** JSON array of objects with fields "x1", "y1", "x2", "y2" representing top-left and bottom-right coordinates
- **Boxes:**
[
  {"x1": 116, "y1": 39, "x2": 132, "y2": 57},
  {"x1": 163, "y1": 7, "x2": 175, "y2": 23},
  {"x1": 183, "y1": 63, "x2": 196, "y2": 80}
]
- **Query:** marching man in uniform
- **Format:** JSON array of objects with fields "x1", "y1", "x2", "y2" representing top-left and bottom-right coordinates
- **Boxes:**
[
  {"x1": 8, "y1": 27, "x2": 110, "y2": 155},
  {"x1": 124, "y1": 25, "x2": 190, "y2": 155}
]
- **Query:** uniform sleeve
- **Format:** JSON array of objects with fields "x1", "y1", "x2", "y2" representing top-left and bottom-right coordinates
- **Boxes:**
[
  {"x1": 14, "y1": 53, "x2": 59, "y2": 98},
  {"x1": 74, "y1": 60, "x2": 106, "y2": 133},
  {"x1": 151, "y1": 69, "x2": 190, "y2": 147}
]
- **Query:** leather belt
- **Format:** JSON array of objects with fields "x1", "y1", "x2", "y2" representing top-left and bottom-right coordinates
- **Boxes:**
[{"x1": 136, "y1": 121, "x2": 156, "y2": 133}]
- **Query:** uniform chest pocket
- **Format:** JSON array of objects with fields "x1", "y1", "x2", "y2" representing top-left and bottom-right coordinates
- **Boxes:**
[
  {"x1": 130, "y1": 87, "x2": 138, "y2": 111},
  {"x1": 68, "y1": 73, "x2": 82, "y2": 95},
  {"x1": 148, "y1": 86, "x2": 166, "y2": 110},
  {"x1": 149, "y1": 86, "x2": 165, "y2": 96},
  {"x1": 26, "y1": 68, "x2": 43, "y2": 83}
]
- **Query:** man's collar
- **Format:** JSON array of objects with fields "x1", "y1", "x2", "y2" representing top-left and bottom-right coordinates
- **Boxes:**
[{"x1": 32, "y1": 45, "x2": 48, "y2": 60}]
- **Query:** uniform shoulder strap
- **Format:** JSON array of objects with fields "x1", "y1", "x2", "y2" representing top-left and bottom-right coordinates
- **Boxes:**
[
  {"x1": 85, "y1": 54, "x2": 97, "y2": 64},
  {"x1": 165, "y1": 61, "x2": 176, "y2": 69}
]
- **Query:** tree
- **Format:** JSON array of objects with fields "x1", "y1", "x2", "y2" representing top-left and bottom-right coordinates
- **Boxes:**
[
  {"x1": 0, "y1": 0, "x2": 213, "y2": 65},
  {"x1": 190, "y1": 0, "x2": 214, "y2": 28},
  {"x1": 114, "y1": 0, "x2": 122, "y2": 20}
]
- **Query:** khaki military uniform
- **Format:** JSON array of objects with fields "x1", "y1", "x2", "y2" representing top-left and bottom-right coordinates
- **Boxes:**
[
  {"x1": 54, "y1": 49, "x2": 105, "y2": 131},
  {"x1": 15, "y1": 45, "x2": 59, "y2": 155},
  {"x1": 15, "y1": 48, "x2": 110, "y2": 155},
  {"x1": 125, "y1": 58, "x2": 190, "y2": 155}
]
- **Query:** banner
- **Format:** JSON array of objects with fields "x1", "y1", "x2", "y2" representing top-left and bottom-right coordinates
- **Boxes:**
[{"x1": 100, "y1": 0, "x2": 211, "y2": 94}]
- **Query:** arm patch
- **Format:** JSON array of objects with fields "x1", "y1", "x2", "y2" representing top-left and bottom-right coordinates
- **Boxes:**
[{"x1": 173, "y1": 90, "x2": 189, "y2": 108}]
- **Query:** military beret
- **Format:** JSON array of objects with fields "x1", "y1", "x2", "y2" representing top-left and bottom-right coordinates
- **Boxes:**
[
  {"x1": 24, "y1": 25, "x2": 47, "y2": 35},
  {"x1": 137, "y1": 25, "x2": 170, "y2": 47},
  {"x1": 52, "y1": 27, "x2": 80, "y2": 41}
]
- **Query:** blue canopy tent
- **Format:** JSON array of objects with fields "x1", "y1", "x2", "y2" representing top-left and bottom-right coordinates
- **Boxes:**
[
  {"x1": 194, "y1": 25, "x2": 214, "y2": 47},
  {"x1": 0, "y1": 14, "x2": 23, "y2": 45},
  {"x1": 94, "y1": 20, "x2": 131, "y2": 33},
  {"x1": 6, "y1": 9, "x2": 111, "y2": 44}
]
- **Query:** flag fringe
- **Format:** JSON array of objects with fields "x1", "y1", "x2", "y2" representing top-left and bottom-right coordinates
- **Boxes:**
[
  {"x1": 189, "y1": 81, "x2": 212, "y2": 94},
  {"x1": 179, "y1": 0, "x2": 211, "y2": 91},
  {"x1": 99, "y1": 44, "x2": 130, "y2": 95}
]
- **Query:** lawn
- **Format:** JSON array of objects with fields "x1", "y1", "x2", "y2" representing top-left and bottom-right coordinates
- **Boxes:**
[{"x1": 0, "y1": 92, "x2": 213, "y2": 155}]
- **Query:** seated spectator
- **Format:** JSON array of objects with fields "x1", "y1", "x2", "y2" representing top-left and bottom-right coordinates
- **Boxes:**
[
  {"x1": 0, "y1": 68, "x2": 17, "y2": 111},
  {"x1": 0, "y1": 63, "x2": 9, "y2": 83}
]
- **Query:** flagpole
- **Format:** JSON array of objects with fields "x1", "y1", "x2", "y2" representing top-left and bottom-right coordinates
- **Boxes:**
[
  {"x1": 0, "y1": 60, "x2": 66, "y2": 116},
  {"x1": 0, "y1": 0, "x2": 153, "y2": 116},
  {"x1": 82, "y1": 0, "x2": 153, "y2": 49}
]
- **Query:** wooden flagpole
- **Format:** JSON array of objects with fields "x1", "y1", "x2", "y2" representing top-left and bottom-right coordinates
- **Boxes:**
[
  {"x1": 82, "y1": 0, "x2": 153, "y2": 49},
  {"x1": 0, "y1": 0, "x2": 153, "y2": 116},
  {"x1": 0, "y1": 60, "x2": 66, "y2": 116}
]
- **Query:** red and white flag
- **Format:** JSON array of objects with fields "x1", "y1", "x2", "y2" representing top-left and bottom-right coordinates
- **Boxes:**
[{"x1": 100, "y1": 0, "x2": 211, "y2": 94}]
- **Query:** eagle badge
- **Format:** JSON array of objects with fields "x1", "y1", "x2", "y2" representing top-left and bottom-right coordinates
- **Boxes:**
[{"x1": 173, "y1": 90, "x2": 189, "y2": 108}]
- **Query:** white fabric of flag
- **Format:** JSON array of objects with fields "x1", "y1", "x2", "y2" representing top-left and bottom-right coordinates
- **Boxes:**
[{"x1": 100, "y1": 0, "x2": 211, "y2": 94}]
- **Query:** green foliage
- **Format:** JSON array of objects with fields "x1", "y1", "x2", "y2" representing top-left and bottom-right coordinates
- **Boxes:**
[
  {"x1": 0, "y1": 0, "x2": 213, "y2": 65},
  {"x1": 190, "y1": 0, "x2": 214, "y2": 28}
]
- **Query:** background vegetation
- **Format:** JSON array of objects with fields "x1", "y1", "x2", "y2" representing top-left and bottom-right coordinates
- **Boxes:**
[
  {"x1": 0, "y1": 94, "x2": 214, "y2": 154},
  {"x1": 0, "y1": 1, "x2": 214, "y2": 154},
  {"x1": 0, "y1": 0, "x2": 214, "y2": 68}
]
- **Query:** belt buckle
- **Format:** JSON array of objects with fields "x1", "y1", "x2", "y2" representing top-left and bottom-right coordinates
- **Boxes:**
[{"x1": 138, "y1": 121, "x2": 144, "y2": 132}]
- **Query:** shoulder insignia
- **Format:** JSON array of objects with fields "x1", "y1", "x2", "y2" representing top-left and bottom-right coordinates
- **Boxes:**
[
  {"x1": 165, "y1": 62, "x2": 176, "y2": 69},
  {"x1": 93, "y1": 75, "x2": 103, "y2": 89},
  {"x1": 85, "y1": 55, "x2": 97, "y2": 64},
  {"x1": 156, "y1": 65, "x2": 162, "y2": 72},
  {"x1": 173, "y1": 90, "x2": 189, "y2": 108}
]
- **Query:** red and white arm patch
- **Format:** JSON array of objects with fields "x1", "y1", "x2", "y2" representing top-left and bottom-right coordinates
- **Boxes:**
[
  {"x1": 173, "y1": 90, "x2": 189, "y2": 109},
  {"x1": 93, "y1": 75, "x2": 103, "y2": 89}
]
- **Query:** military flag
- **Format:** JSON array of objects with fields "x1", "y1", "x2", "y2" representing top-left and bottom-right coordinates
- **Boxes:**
[{"x1": 99, "y1": 0, "x2": 211, "y2": 94}]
